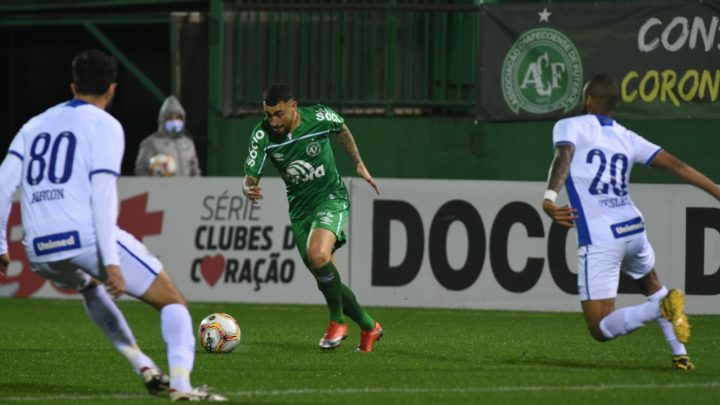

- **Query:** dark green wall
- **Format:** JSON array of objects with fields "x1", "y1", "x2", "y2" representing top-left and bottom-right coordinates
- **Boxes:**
[{"x1": 210, "y1": 116, "x2": 720, "y2": 184}]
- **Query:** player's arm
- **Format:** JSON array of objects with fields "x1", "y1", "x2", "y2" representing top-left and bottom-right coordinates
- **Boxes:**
[
  {"x1": 650, "y1": 150, "x2": 720, "y2": 202},
  {"x1": 542, "y1": 143, "x2": 578, "y2": 227},
  {"x1": 0, "y1": 147, "x2": 23, "y2": 275},
  {"x1": 337, "y1": 124, "x2": 380, "y2": 194},
  {"x1": 243, "y1": 175, "x2": 263, "y2": 204}
]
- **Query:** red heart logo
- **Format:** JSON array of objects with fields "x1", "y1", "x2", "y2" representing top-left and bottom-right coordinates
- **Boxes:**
[{"x1": 200, "y1": 254, "x2": 225, "y2": 287}]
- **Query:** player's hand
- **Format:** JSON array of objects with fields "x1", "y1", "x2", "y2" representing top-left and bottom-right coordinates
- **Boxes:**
[
  {"x1": 0, "y1": 253, "x2": 10, "y2": 276},
  {"x1": 542, "y1": 199, "x2": 578, "y2": 228},
  {"x1": 104, "y1": 264, "x2": 125, "y2": 299},
  {"x1": 356, "y1": 162, "x2": 380, "y2": 195},
  {"x1": 244, "y1": 185, "x2": 263, "y2": 204}
]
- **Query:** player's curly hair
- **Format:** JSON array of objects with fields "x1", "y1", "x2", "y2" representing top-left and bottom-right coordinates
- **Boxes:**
[
  {"x1": 583, "y1": 74, "x2": 620, "y2": 113},
  {"x1": 262, "y1": 83, "x2": 294, "y2": 106},
  {"x1": 72, "y1": 49, "x2": 117, "y2": 96}
]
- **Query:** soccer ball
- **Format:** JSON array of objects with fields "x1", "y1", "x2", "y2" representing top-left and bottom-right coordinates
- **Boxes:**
[
  {"x1": 148, "y1": 154, "x2": 177, "y2": 176},
  {"x1": 198, "y1": 313, "x2": 241, "y2": 353}
]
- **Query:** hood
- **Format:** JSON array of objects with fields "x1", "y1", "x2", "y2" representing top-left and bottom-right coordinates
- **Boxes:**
[{"x1": 157, "y1": 95, "x2": 186, "y2": 131}]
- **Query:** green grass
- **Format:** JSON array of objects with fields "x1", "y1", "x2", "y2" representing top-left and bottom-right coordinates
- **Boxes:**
[{"x1": 0, "y1": 299, "x2": 718, "y2": 404}]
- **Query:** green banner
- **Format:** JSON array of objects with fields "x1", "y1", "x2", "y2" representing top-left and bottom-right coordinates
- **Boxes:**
[{"x1": 479, "y1": 1, "x2": 720, "y2": 120}]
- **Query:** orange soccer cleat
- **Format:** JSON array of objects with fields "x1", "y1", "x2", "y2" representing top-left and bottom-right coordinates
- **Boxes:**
[
  {"x1": 319, "y1": 321, "x2": 348, "y2": 349},
  {"x1": 356, "y1": 321, "x2": 383, "y2": 353}
]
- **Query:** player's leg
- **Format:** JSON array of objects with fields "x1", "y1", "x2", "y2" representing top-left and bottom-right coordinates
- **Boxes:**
[
  {"x1": 31, "y1": 259, "x2": 164, "y2": 394},
  {"x1": 114, "y1": 230, "x2": 225, "y2": 400},
  {"x1": 114, "y1": 232, "x2": 192, "y2": 393},
  {"x1": 331, "y1": 255, "x2": 375, "y2": 331},
  {"x1": 305, "y1": 226, "x2": 348, "y2": 349},
  {"x1": 630, "y1": 239, "x2": 693, "y2": 371},
  {"x1": 305, "y1": 200, "x2": 382, "y2": 352},
  {"x1": 578, "y1": 244, "x2": 662, "y2": 341},
  {"x1": 635, "y1": 271, "x2": 693, "y2": 369}
]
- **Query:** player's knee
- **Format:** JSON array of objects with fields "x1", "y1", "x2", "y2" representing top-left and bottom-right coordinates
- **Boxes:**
[
  {"x1": 142, "y1": 271, "x2": 187, "y2": 310},
  {"x1": 306, "y1": 249, "x2": 331, "y2": 269}
]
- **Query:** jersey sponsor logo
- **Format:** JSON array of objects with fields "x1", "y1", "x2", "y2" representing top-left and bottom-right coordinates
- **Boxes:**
[
  {"x1": 610, "y1": 217, "x2": 645, "y2": 238},
  {"x1": 315, "y1": 109, "x2": 342, "y2": 123},
  {"x1": 501, "y1": 28, "x2": 583, "y2": 115},
  {"x1": 306, "y1": 142, "x2": 321, "y2": 157},
  {"x1": 31, "y1": 188, "x2": 65, "y2": 204},
  {"x1": 246, "y1": 130, "x2": 266, "y2": 167},
  {"x1": 33, "y1": 231, "x2": 81, "y2": 256},
  {"x1": 271, "y1": 152, "x2": 284, "y2": 162},
  {"x1": 281, "y1": 160, "x2": 326, "y2": 184}
]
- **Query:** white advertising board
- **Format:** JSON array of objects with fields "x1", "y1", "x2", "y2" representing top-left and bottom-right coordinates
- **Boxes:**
[
  {"x1": 350, "y1": 178, "x2": 720, "y2": 314},
  {"x1": 1, "y1": 177, "x2": 347, "y2": 304},
  {"x1": 2, "y1": 177, "x2": 718, "y2": 314}
]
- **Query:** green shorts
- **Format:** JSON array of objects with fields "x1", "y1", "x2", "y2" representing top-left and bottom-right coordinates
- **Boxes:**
[{"x1": 291, "y1": 198, "x2": 349, "y2": 265}]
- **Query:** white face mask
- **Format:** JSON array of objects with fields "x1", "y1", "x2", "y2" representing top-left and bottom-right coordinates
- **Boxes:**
[{"x1": 164, "y1": 119, "x2": 184, "y2": 133}]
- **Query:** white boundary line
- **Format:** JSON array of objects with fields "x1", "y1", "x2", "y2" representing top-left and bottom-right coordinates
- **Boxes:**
[
  {"x1": 4, "y1": 382, "x2": 720, "y2": 402},
  {"x1": 232, "y1": 382, "x2": 720, "y2": 397}
]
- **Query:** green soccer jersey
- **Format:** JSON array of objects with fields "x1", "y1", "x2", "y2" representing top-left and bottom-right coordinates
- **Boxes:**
[{"x1": 244, "y1": 104, "x2": 349, "y2": 220}]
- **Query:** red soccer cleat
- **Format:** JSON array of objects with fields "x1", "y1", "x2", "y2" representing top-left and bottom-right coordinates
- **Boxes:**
[
  {"x1": 319, "y1": 321, "x2": 348, "y2": 349},
  {"x1": 356, "y1": 321, "x2": 383, "y2": 352}
]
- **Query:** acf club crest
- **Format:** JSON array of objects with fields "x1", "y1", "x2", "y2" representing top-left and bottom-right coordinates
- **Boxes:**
[{"x1": 501, "y1": 28, "x2": 583, "y2": 115}]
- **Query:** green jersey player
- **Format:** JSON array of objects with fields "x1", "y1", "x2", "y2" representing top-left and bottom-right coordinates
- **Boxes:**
[{"x1": 243, "y1": 84, "x2": 383, "y2": 352}]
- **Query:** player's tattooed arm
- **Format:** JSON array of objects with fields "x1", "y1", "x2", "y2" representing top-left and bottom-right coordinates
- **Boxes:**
[
  {"x1": 543, "y1": 144, "x2": 577, "y2": 228},
  {"x1": 243, "y1": 175, "x2": 263, "y2": 204},
  {"x1": 337, "y1": 124, "x2": 380, "y2": 194},
  {"x1": 337, "y1": 124, "x2": 362, "y2": 165},
  {"x1": 546, "y1": 144, "x2": 574, "y2": 192}
]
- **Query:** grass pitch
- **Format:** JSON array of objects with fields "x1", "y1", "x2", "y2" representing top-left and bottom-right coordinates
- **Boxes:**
[{"x1": 0, "y1": 299, "x2": 718, "y2": 404}]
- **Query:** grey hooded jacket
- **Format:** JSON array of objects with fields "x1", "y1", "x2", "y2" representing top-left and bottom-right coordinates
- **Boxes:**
[{"x1": 135, "y1": 95, "x2": 201, "y2": 176}]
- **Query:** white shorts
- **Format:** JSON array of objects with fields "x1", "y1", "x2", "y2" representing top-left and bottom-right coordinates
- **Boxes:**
[
  {"x1": 30, "y1": 229, "x2": 163, "y2": 298},
  {"x1": 577, "y1": 232, "x2": 656, "y2": 301}
]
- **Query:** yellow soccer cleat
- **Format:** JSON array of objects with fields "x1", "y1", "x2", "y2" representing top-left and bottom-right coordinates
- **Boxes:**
[
  {"x1": 660, "y1": 289, "x2": 691, "y2": 344},
  {"x1": 672, "y1": 355, "x2": 695, "y2": 371}
]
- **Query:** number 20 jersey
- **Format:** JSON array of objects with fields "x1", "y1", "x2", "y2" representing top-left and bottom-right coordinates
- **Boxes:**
[
  {"x1": 553, "y1": 114, "x2": 662, "y2": 247},
  {"x1": 8, "y1": 100, "x2": 124, "y2": 262}
]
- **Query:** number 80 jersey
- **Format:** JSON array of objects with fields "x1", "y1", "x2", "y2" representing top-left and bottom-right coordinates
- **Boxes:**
[
  {"x1": 7, "y1": 99, "x2": 124, "y2": 262},
  {"x1": 553, "y1": 114, "x2": 662, "y2": 247}
]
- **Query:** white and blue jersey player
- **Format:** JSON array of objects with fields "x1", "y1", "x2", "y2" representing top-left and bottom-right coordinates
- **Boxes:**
[
  {"x1": 553, "y1": 112, "x2": 662, "y2": 301},
  {"x1": 0, "y1": 50, "x2": 225, "y2": 400},
  {"x1": 2, "y1": 97, "x2": 159, "y2": 293},
  {"x1": 543, "y1": 74, "x2": 720, "y2": 371}
]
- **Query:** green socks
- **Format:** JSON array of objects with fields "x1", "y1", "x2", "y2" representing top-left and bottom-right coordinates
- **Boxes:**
[
  {"x1": 311, "y1": 261, "x2": 375, "y2": 330},
  {"x1": 340, "y1": 284, "x2": 375, "y2": 330},
  {"x1": 311, "y1": 261, "x2": 344, "y2": 324}
]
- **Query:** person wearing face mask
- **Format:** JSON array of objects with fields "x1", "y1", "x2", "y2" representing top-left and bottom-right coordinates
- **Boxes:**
[{"x1": 135, "y1": 95, "x2": 201, "y2": 176}]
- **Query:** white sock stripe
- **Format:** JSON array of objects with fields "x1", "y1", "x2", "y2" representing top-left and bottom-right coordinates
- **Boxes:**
[
  {"x1": 647, "y1": 286, "x2": 669, "y2": 302},
  {"x1": 170, "y1": 366, "x2": 191, "y2": 380}
]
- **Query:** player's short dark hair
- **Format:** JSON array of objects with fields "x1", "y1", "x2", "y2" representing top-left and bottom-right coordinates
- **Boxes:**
[
  {"x1": 72, "y1": 49, "x2": 118, "y2": 96},
  {"x1": 584, "y1": 74, "x2": 620, "y2": 113},
  {"x1": 262, "y1": 83, "x2": 294, "y2": 106}
]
